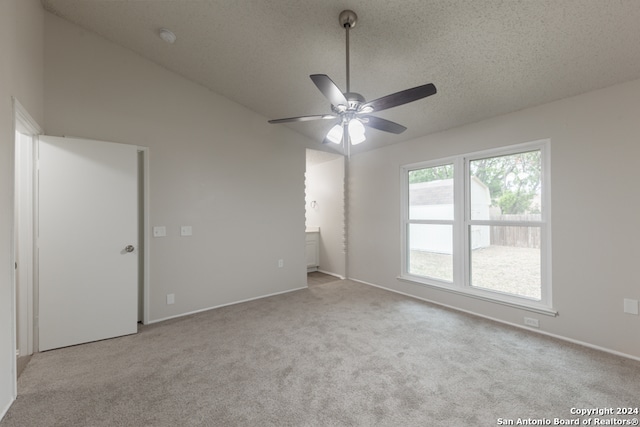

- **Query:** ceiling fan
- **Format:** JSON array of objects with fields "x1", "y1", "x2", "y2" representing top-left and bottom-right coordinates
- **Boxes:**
[{"x1": 268, "y1": 10, "x2": 437, "y2": 150}]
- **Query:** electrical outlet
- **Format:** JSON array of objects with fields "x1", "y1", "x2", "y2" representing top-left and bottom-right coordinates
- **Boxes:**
[
  {"x1": 623, "y1": 298, "x2": 639, "y2": 315},
  {"x1": 167, "y1": 293, "x2": 175, "y2": 305},
  {"x1": 524, "y1": 317, "x2": 539, "y2": 328},
  {"x1": 278, "y1": 259, "x2": 284, "y2": 268},
  {"x1": 180, "y1": 226, "x2": 192, "y2": 236}
]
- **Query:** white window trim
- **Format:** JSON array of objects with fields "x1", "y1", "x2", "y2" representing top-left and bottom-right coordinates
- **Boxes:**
[{"x1": 399, "y1": 140, "x2": 555, "y2": 316}]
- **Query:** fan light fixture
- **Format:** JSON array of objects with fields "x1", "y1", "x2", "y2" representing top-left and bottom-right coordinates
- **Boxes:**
[
  {"x1": 326, "y1": 124, "x2": 343, "y2": 144},
  {"x1": 268, "y1": 10, "x2": 437, "y2": 155},
  {"x1": 326, "y1": 119, "x2": 366, "y2": 145},
  {"x1": 348, "y1": 119, "x2": 366, "y2": 144}
]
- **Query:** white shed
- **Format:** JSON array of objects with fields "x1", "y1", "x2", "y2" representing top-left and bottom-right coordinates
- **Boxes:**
[{"x1": 409, "y1": 177, "x2": 491, "y2": 254}]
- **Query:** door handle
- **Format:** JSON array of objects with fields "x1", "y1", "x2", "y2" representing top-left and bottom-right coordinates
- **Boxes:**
[{"x1": 125, "y1": 245, "x2": 135, "y2": 253}]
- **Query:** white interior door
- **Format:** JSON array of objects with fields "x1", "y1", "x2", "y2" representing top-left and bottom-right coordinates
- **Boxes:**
[{"x1": 38, "y1": 135, "x2": 138, "y2": 351}]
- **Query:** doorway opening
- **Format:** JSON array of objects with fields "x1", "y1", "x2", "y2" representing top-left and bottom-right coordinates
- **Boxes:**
[
  {"x1": 305, "y1": 149, "x2": 346, "y2": 284},
  {"x1": 13, "y1": 99, "x2": 150, "y2": 367}
]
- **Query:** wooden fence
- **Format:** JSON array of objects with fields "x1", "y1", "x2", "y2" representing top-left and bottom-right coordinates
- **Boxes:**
[{"x1": 489, "y1": 214, "x2": 541, "y2": 248}]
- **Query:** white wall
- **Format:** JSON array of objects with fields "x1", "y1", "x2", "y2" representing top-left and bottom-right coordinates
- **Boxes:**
[
  {"x1": 349, "y1": 78, "x2": 640, "y2": 359},
  {"x1": 305, "y1": 155, "x2": 345, "y2": 277},
  {"x1": 43, "y1": 13, "x2": 312, "y2": 322},
  {"x1": 0, "y1": 0, "x2": 44, "y2": 418}
]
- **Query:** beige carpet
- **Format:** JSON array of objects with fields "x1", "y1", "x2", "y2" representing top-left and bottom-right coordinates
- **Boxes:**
[
  {"x1": 307, "y1": 271, "x2": 341, "y2": 286},
  {"x1": 2, "y1": 279, "x2": 639, "y2": 426}
]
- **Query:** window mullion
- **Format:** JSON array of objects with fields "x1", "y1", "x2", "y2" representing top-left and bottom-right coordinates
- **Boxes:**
[
  {"x1": 409, "y1": 219, "x2": 454, "y2": 226},
  {"x1": 454, "y1": 157, "x2": 466, "y2": 289},
  {"x1": 469, "y1": 220, "x2": 544, "y2": 227}
]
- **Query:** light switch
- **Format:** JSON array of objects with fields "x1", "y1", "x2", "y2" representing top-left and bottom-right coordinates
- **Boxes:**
[
  {"x1": 180, "y1": 226, "x2": 192, "y2": 236},
  {"x1": 153, "y1": 226, "x2": 166, "y2": 237}
]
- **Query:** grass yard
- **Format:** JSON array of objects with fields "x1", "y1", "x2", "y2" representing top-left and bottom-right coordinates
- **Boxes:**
[{"x1": 409, "y1": 245, "x2": 541, "y2": 300}]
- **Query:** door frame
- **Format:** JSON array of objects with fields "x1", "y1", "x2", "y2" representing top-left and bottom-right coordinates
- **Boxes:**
[
  {"x1": 13, "y1": 98, "x2": 41, "y2": 370},
  {"x1": 138, "y1": 146, "x2": 150, "y2": 325}
]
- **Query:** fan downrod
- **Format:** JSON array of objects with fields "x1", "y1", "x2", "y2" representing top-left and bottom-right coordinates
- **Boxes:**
[
  {"x1": 339, "y1": 10, "x2": 357, "y2": 93},
  {"x1": 339, "y1": 10, "x2": 357, "y2": 28}
]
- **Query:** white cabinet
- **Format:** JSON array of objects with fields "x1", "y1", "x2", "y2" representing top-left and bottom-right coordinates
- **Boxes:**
[{"x1": 305, "y1": 231, "x2": 319, "y2": 272}]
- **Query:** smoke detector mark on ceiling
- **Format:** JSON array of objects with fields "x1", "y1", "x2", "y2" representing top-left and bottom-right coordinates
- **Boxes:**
[{"x1": 158, "y1": 28, "x2": 176, "y2": 44}]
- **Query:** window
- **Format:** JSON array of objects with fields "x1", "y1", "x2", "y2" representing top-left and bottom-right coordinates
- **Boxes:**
[
  {"x1": 401, "y1": 140, "x2": 552, "y2": 313},
  {"x1": 407, "y1": 164, "x2": 455, "y2": 282}
]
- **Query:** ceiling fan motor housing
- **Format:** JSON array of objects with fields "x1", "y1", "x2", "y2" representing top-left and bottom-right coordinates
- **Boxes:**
[
  {"x1": 331, "y1": 92, "x2": 365, "y2": 113},
  {"x1": 332, "y1": 92, "x2": 366, "y2": 125}
]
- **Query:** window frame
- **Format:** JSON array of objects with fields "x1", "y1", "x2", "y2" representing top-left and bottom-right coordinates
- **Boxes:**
[
  {"x1": 403, "y1": 159, "x2": 458, "y2": 285},
  {"x1": 400, "y1": 140, "x2": 554, "y2": 316}
]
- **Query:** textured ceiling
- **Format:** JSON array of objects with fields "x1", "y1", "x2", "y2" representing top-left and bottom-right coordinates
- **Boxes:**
[{"x1": 41, "y1": 0, "x2": 640, "y2": 154}]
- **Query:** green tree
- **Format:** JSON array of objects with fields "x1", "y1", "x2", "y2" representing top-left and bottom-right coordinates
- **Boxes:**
[
  {"x1": 471, "y1": 151, "x2": 541, "y2": 214},
  {"x1": 409, "y1": 164, "x2": 453, "y2": 184}
]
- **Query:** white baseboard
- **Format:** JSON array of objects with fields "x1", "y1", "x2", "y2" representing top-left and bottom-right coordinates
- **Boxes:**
[
  {"x1": 1, "y1": 396, "x2": 16, "y2": 423},
  {"x1": 147, "y1": 286, "x2": 307, "y2": 325},
  {"x1": 351, "y1": 277, "x2": 640, "y2": 363},
  {"x1": 317, "y1": 269, "x2": 345, "y2": 280}
]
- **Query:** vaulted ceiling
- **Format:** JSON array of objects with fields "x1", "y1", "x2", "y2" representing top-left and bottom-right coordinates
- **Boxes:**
[{"x1": 41, "y1": 0, "x2": 640, "y2": 153}]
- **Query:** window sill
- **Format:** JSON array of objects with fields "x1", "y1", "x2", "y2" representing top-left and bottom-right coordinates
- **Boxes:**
[{"x1": 397, "y1": 275, "x2": 558, "y2": 317}]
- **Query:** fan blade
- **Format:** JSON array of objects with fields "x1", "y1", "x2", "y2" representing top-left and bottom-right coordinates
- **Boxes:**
[
  {"x1": 362, "y1": 83, "x2": 436, "y2": 112},
  {"x1": 362, "y1": 115, "x2": 407, "y2": 134},
  {"x1": 310, "y1": 74, "x2": 348, "y2": 107},
  {"x1": 268, "y1": 114, "x2": 336, "y2": 124}
]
